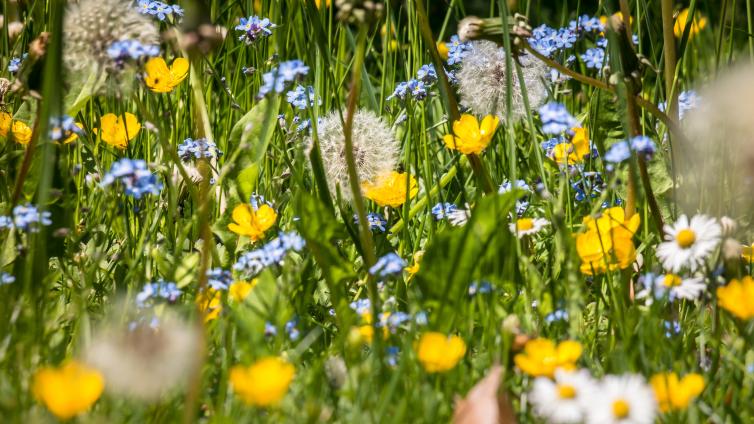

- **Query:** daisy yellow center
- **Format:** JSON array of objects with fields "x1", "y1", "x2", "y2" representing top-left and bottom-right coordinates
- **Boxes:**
[
  {"x1": 663, "y1": 274, "x2": 682, "y2": 287},
  {"x1": 556, "y1": 384, "x2": 577, "y2": 399},
  {"x1": 612, "y1": 399, "x2": 630, "y2": 419},
  {"x1": 676, "y1": 229, "x2": 696, "y2": 249},
  {"x1": 517, "y1": 218, "x2": 534, "y2": 231}
]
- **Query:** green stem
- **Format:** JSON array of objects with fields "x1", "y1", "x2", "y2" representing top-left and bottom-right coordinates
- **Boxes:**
[{"x1": 661, "y1": 0, "x2": 679, "y2": 118}]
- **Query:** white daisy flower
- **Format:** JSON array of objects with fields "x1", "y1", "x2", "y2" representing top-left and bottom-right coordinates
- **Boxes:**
[
  {"x1": 656, "y1": 215, "x2": 721, "y2": 273},
  {"x1": 529, "y1": 369, "x2": 595, "y2": 424},
  {"x1": 509, "y1": 217, "x2": 549, "y2": 238},
  {"x1": 636, "y1": 273, "x2": 707, "y2": 303},
  {"x1": 585, "y1": 374, "x2": 657, "y2": 424}
]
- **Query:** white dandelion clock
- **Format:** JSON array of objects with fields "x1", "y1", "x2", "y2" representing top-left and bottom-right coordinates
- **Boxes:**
[
  {"x1": 529, "y1": 369, "x2": 595, "y2": 424},
  {"x1": 585, "y1": 374, "x2": 657, "y2": 424},
  {"x1": 656, "y1": 215, "x2": 721, "y2": 273},
  {"x1": 509, "y1": 217, "x2": 549, "y2": 238},
  {"x1": 85, "y1": 315, "x2": 201, "y2": 400},
  {"x1": 456, "y1": 41, "x2": 548, "y2": 121},
  {"x1": 64, "y1": 0, "x2": 159, "y2": 73},
  {"x1": 307, "y1": 109, "x2": 400, "y2": 201}
]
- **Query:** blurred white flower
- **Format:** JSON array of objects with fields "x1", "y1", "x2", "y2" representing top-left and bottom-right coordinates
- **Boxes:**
[
  {"x1": 529, "y1": 369, "x2": 595, "y2": 424},
  {"x1": 585, "y1": 374, "x2": 657, "y2": 424},
  {"x1": 656, "y1": 215, "x2": 721, "y2": 273}
]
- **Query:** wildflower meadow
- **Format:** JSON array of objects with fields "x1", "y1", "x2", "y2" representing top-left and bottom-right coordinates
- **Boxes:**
[{"x1": 3, "y1": 0, "x2": 754, "y2": 422}]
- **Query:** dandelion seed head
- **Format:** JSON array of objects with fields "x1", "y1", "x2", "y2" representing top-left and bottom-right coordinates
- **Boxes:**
[
  {"x1": 456, "y1": 41, "x2": 549, "y2": 122},
  {"x1": 64, "y1": 0, "x2": 159, "y2": 73},
  {"x1": 307, "y1": 109, "x2": 400, "y2": 200}
]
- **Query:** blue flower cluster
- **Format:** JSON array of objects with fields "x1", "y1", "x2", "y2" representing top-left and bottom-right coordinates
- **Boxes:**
[
  {"x1": 285, "y1": 317, "x2": 300, "y2": 341},
  {"x1": 571, "y1": 171, "x2": 605, "y2": 202},
  {"x1": 259, "y1": 60, "x2": 309, "y2": 97},
  {"x1": 539, "y1": 102, "x2": 579, "y2": 135},
  {"x1": 468, "y1": 281, "x2": 493, "y2": 296},
  {"x1": 499, "y1": 179, "x2": 531, "y2": 217},
  {"x1": 206, "y1": 268, "x2": 233, "y2": 291},
  {"x1": 136, "y1": 1, "x2": 183, "y2": 21},
  {"x1": 545, "y1": 309, "x2": 569, "y2": 323},
  {"x1": 604, "y1": 135, "x2": 657, "y2": 170},
  {"x1": 431, "y1": 202, "x2": 457, "y2": 220},
  {"x1": 369, "y1": 252, "x2": 406, "y2": 279},
  {"x1": 48, "y1": 115, "x2": 82, "y2": 142},
  {"x1": 0, "y1": 272, "x2": 14, "y2": 285},
  {"x1": 581, "y1": 47, "x2": 605, "y2": 70},
  {"x1": 568, "y1": 15, "x2": 605, "y2": 33},
  {"x1": 101, "y1": 159, "x2": 163, "y2": 199},
  {"x1": 107, "y1": 40, "x2": 159, "y2": 65},
  {"x1": 659, "y1": 90, "x2": 699, "y2": 120},
  {"x1": 235, "y1": 16, "x2": 275, "y2": 44},
  {"x1": 7, "y1": 54, "x2": 27, "y2": 74},
  {"x1": 354, "y1": 213, "x2": 388, "y2": 233},
  {"x1": 286, "y1": 85, "x2": 321, "y2": 110},
  {"x1": 387, "y1": 64, "x2": 454, "y2": 102},
  {"x1": 380, "y1": 311, "x2": 411, "y2": 333},
  {"x1": 529, "y1": 24, "x2": 579, "y2": 57},
  {"x1": 233, "y1": 231, "x2": 306, "y2": 278},
  {"x1": 0, "y1": 204, "x2": 52, "y2": 232},
  {"x1": 350, "y1": 298, "x2": 371, "y2": 315},
  {"x1": 447, "y1": 35, "x2": 472, "y2": 65},
  {"x1": 135, "y1": 279, "x2": 182, "y2": 308},
  {"x1": 177, "y1": 138, "x2": 223, "y2": 161}
]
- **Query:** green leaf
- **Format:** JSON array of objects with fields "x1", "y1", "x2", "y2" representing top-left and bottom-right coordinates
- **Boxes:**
[{"x1": 175, "y1": 252, "x2": 200, "y2": 288}]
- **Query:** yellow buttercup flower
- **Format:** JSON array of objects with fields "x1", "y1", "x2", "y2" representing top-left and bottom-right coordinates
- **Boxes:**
[
  {"x1": 230, "y1": 357, "x2": 295, "y2": 407},
  {"x1": 651, "y1": 372, "x2": 704, "y2": 412},
  {"x1": 514, "y1": 338, "x2": 582, "y2": 377},
  {"x1": 197, "y1": 289, "x2": 222, "y2": 322},
  {"x1": 416, "y1": 332, "x2": 466, "y2": 373},
  {"x1": 552, "y1": 127, "x2": 590, "y2": 165},
  {"x1": 228, "y1": 203, "x2": 277, "y2": 241},
  {"x1": 144, "y1": 57, "x2": 189, "y2": 93},
  {"x1": 442, "y1": 114, "x2": 499, "y2": 155},
  {"x1": 0, "y1": 111, "x2": 11, "y2": 136},
  {"x1": 717, "y1": 276, "x2": 754, "y2": 320},
  {"x1": 32, "y1": 361, "x2": 104, "y2": 420},
  {"x1": 315, "y1": 0, "x2": 331, "y2": 8},
  {"x1": 230, "y1": 279, "x2": 257, "y2": 302},
  {"x1": 576, "y1": 207, "x2": 640, "y2": 275},
  {"x1": 405, "y1": 250, "x2": 423, "y2": 280},
  {"x1": 362, "y1": 171, "x2": 418, "y2": 208},
  {"x1": 437, "y1": 41, "x2": 449, "y2": 60},
  {"x1": 674, "y1": 8, "x2": 707, "y2": 39},
  {"x1": 11, "y1": 120, "x2": 33, "y2": 145},
  {"x1": 94, "y1": 112, "x2": 141, "y2": 149}
]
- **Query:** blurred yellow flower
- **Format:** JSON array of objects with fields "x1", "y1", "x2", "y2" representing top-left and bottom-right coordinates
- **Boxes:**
[
  {"x1": 62, "y1": 123, "x2": 84, "y2": 144},
  {"x1": 230, "y1": 357, "x2": 295, "y2": 407},
  {"x1": 228, "y1": 203, "x2": 277, "y2": 241},
  {"x1": 717, "y1": 276, "x2": 754, "y2": 320},
  {"x1": 11, "y1": 120, "x2": 33, "y2": 145},
  {"x1": 196, "y1": 289, "x2": 222, "y2": 322},
  {"x1": 32, "y1": 361, "x2": 104, "y2": 420},
  {"x1": 576, "y1": 207, "x2": 640, "y2": 275},
  {"x1": 416, "y1": 332, "x2": 466, "y2": 373},
  {"x1": 514, "y1": 338, "x2": 582, "y2": 377},
  {"x1": 94, "y1": 112, "x2": 141, "y2": 149},
  {"x1": 650, "y1": 372, "x2": 704, "y2": 412},
  {"x1": 144, "y1": 57, "x2": 189, "y2": 93},
  {"x1": 741, "y1": 243, "x2": 754, "y2": 264},
  {"x1": 0, "y1": 111, "x2": 11, "y2": 137},
  {"x1": 599, "y1": 12, "x2": 633, "y2": 31},
  {"x1": 443, "y1": 114, "x2": 499, "y2": 155},
  {"x1": 674, "y1": 9, "x2": 707, "y2": 39},
  {"x1": 552, "y1": 127, "x2": 590, "y2": 165},
  {"x1": 315, "y1": 0, "x2": 331, "y2": 8},
  {"x1": 362, "y1": 171, "x2": 418, "y2": 208},
  {"x1": 405, "y1": 250, "x2": 423, "y2": 280},
  {"x1": 230, "y1": 279, "x2": 257, "y2": 302},
  {"x1": 437, "y1": 41, "x2": 449, "y2": 60}
]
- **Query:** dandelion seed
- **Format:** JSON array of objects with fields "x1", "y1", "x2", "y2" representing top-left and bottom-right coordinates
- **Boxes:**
[
  {"x1": 85, "y1": 316, "x2": 200, "y2": 400},
  {"x1": 456, "y1": 41, "x2": 548, "y2": 121},
  {"x1": 64, "y1": 0, "x2": 159, "y2": 73},
  {"x1": 308, "y1": 109, "x2": 400, "y2": 201}
]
